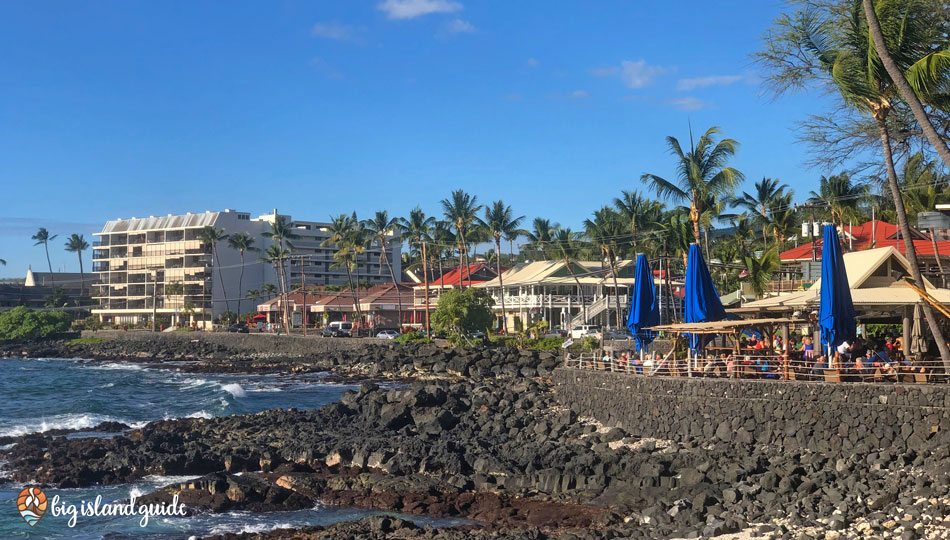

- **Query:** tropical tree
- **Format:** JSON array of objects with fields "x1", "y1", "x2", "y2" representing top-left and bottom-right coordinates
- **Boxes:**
[
  {"x1": 614, "y1": 190, "x2": 665, "y2": 256},
  {"x1": 431, "y1": 220, "x2": 455, "y2": 289},
  {"x1": 763, "y1": 0, "x2": 950, "y2": 367},
  {"x1": 440, "y1": 190, "x2": 482, "y2": 289},
  {"x1": 766, "y1": 191, "x2": 798, "y2": 251},
  {"x1": 478, "y1": 200, "x2": 525, "y2": 334},
  {"x1": 734, "y1": 178, "x2": 790, "y2": 247},
  {"x1": 900, "y1": 152, "x2": 950, "y2": 222},
  {"x1": 641, "y1": 126, "x2": 744, "y2": 246},
  {"x1": 743, "y1": 247, "x2": 781, "y2": 299},
  {"x1": 198, "y1": 226, "x2": 231, "y2": 313},
  {"x1": 399, "y1": 207, "x2": 436, "y2": 336},
  {"x1": 363, "y1": 211, "x2": 404, "y2": 325},
  {"x1": 262, "y1": 215, "x2": 298, "y2": 332},
  {"x1": 322, "y1": 213, "x2": 367, "y2": 327},
  {"x1": 32, "y1": 228, "x2": 58, "y2": 284},
  {"x1": 227, "y1": 232, "x2": 259, "y2": 315},
  {"x1": 260, "y1": 244, "x2": 292, "y2": 326},
  {"x1": 64, "y1": 234, "x2": 90, "y2": 291},
  {"x1": 523, "y1": 217, "x2": 558, "y2": 260},
  {"x1": 808, "y1": 173, "x2": 869, "y2": 229},
  {"x1": 584, "y1": 207, "x2": 624, "y2": 330},
  {"x1": 552, "y1": 227, "x2": 588, "y2": 326}
]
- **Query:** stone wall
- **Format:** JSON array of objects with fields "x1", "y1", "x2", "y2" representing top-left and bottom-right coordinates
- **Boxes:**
[
  {"x1": 81, "y1": 330, "x2": 388, "y2": 356},
  {"x1": 552, "y1": 368, "x2": 950, "y2": 456}
]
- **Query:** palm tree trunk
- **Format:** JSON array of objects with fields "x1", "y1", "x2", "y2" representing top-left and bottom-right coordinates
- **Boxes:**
[
  {"x1": 238, "y1": 251, "x2": 246, "y2": 315},
  {"x1": 44, "y1": 243, "x2": 55, "y2": 286},
  {"x1": 862, "y1": 0, "x2": 950, "y2": 170},
  {"x1": 344, "y1": 264, "x2": 363, "y2": 326},
  {"x1": 564, "y1": 257, "x2": 588, "y2": 325},
  {"x1": 77, "y1": 252, "x2": 84, "y2": 291},
  {"x1": 609, "y1": 256, "x2": 622, "y2": 332},
  {"x1": 495, "y1": 237, "x2": 508, "y2": 334},
  {"x1": 214, "y1": 246, "x2": 230, "y2": 313},
  {"x1": 457, "y1": 241, "x2": 465, "y2": 290},
  {"x1": 380, "y1": 241, "x2": 403, "y2": 330},
  {"x1": 931, "y1": 228, "x2": 945, "y2": 287},
  {"x1": 422, "y1": 241, "x2": 431, "y2": 338},
  {"x1": 877, "y1": 115, "x2": 950, "y2": 371}
]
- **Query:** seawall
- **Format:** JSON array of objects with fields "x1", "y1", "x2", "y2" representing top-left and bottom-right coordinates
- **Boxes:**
[{"x1": 552, "y1": 367, "x2": 950, "y2": 456}]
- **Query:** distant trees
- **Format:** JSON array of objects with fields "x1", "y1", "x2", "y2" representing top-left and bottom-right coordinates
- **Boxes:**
[
  {"x1": 32, "y1": 228, "x2": 57, "y2": 284},
  {"x1": 64, "y1": 234, "x2": 89, "y2": 290}
]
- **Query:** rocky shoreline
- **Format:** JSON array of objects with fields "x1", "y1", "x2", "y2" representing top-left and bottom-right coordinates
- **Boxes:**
[{"x1": 3, "y1": 335, "x2": 950, "y2": 538}]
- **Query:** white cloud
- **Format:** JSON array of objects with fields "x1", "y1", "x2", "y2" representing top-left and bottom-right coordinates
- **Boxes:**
[
  {"x1": 311, "y1": 21, "x2": 359, "y2": 41},
  {"x1": 667, "y1": 97, "x2": 707, "y2": 111},
  {"x1": 592, "y1": 59, "x2": 668, "y2": 88},
  {"x1": 377, "y1": 0, "x2": 462, "y2": 19},
  {"x1": 444, "y1": 18, "x2": 476, "y2": 34},
  {"x1": 676, "y1": 75, "x2": 743, "y2": 91},
  {"x1": 569, "y1": 90, "x2": 590, "y2": 99}
]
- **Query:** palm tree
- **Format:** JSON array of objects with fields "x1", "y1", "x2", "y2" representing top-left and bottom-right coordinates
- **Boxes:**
[
  {"x1": 262, "y1": 215, "x2": 298, "y2": 332},
  {"x1": 734, "y1": 178, "x2": 790, "y2": 247},
  {"x1": 730, "y1": 213, "x2": 757, "y2": 253},
  {"x1": 227, "y1": 232, "x2": 259, "y2": 314},
  {"x1": 431, "y1": 220, "x2": 454, "y2": 289},
  {"x1": 584, "y1": 207, "x2": 624, "y2": 330},
  {"x1": 552, "y1": 227, "x2": 588, "y2": 326},
  {"x1": 766, "y1": 191, "x2": 798, "y2": 252},
  {"x1": 808, "y1": 173, "x2": 868, "y2": 230},
  {"x1": 523, "y1": 218, "x2": 557, "y2": 260},
  {"x1": 197, "y1": 226, "x2": 231, "y2": 313},
  {"x1": 399, "y1": 207, "x2": 436, "y2": 336},
  {"x1": 861, "y1": 0, "x2": 950, "y2": 170},
  {"x1": 641, "y1": 126, "x2": 744, "y2": 247},
  {"x1": 503, "y1": 227, "x2": 524, "y2": 263},
  {"x1": 322, "y1": 213, "x2": 367, "y2": 328},
  {"x1": 478, "y1": 201, "x2": 525, "y2": 334},
  {"x1": 32, "y1": 228, "x2": 58, "y2": 284},
  {"x1": 900, "y1": 152, "x2": 949, "y2": 223},
  {"x1": 743, "y1": 247, "x2": 781, "y2": 299},
  {"x1": 440, "y1": 190, "x2": 482, "y2": 289},
  {"x1": 614, "y1": 190, "x2": 665, "y2": 255},
  {"x1": 63, "y1": 233, "x2": 90, "y2": 292},
  {"x1": 363, "y1": 211, "x2": 404, "y2": 326},
  {"x1": 794, "y1": 0, "x2": 950, "y2": 367},
  {"x1": 260, "y1": 244, "x2": 291, "y2": 319}
]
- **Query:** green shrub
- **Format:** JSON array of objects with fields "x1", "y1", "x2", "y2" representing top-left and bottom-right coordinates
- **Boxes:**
[
  {"x1": 525, "y1": 336, "x2": 565, "y2": 351},
  {"x1": 489, "y1": 335, "x2": 519, "y2": 348},
  {"x1": 431, "y1": 288, "x2": 495, "y2": 338},
  {"x1": 0, "y1": 307, "x2": 72, "y2": 341},
  {"x1": 394, "y1": 332, "x2": 430, "y2": 344}
]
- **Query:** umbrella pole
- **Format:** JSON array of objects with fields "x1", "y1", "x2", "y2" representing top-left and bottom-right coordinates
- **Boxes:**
[{"x1": 782, "y1": 323, "x2": 789, "y2": 380}]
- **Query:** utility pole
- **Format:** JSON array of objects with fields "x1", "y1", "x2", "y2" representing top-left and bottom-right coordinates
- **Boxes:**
[{"x1": 300, "y1": 255, "x2": 307, "y2": 337}]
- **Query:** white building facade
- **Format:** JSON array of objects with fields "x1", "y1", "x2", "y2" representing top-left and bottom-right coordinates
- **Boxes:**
[{"x1": 91, "y1": 209, "x2": 400, "y2": 326}]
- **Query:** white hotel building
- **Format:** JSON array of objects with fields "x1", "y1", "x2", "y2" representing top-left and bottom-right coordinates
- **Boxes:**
[{"x1": 91, "y1": 209, "x2": 400, "y2": 326}]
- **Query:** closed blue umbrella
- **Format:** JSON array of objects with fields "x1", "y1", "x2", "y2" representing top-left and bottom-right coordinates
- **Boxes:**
[
  {"x1": 685, "y1": 243, "x2": 727, "y2": 350},
  {"x1": 819, "y1": 224, "x2": 856, "y2": 354},
  {"x1": 627, "y1": 254, "x2": 659, "y2": 352}
]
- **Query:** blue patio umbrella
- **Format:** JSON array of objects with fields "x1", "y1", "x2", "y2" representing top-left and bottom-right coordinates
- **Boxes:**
[
  {"x1": 684, "y1": 243, "x2": 727, "y2": 350},
  {"x1": 819, "y1": 224, "x2": 856, "y2": 352},
  {"x1": 626, "y1": 254, "x2": 659, "y2": 352}
]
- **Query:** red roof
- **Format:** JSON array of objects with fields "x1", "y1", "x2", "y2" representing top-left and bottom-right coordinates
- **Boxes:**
[
  {"x1": 780, "y1": 220, "x2": 950, "y2": 261},
  {"x1": 419, "y1": 263, "x2": 502, "y2": 288}
]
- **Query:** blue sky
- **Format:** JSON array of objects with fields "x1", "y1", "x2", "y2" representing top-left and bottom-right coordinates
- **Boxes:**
[{"x1": 0, "y1": 1, "x2": 832, "y2": 276}]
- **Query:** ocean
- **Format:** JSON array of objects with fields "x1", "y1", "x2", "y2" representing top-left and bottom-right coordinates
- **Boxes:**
[{"x1": 0, "y1": 358, "x2": 462, "y2": 539}]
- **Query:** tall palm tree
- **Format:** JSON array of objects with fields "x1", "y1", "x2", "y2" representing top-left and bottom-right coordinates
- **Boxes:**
[
  {"x1": 478, "y1": 200, "x2": 525, "y2": 334},
  {"x1": 260, "y1": 244, "x2": 292, "y2": 320},
  {"x1": 861, "y1": 0, "x2": 950, "y2": 169},
  {"x1": 198, "y1": 226, "x2": 231, "y2": 313},
  {"x1": 262, "y1": 215, "x2": 298, "y2": 332},
  {"x1": 734, "y1": 178, "x2": 790, "y2": 247},
  {"x1": 900, "y1": 152, "x2": 949, "y2": 222},
  {"x1": 794, "y1": 0, "x2": 950, "y2": 367},
  {"x1": 431, "y1": 220, "x2": 455, "y2": 289},
  {"x1": 808, "y1": 173, "x2": 868, "y2": 230},
  {"x1": 399, "y1": 207, "x2": 435, "y2": 336},
  {"x1": 63, "y1": 234, "x2": 90, "y2": 293},
  {"x1": 614, "y1": 190, "x2": 665, "y2": 255},
  {"x1": 523, "y1": 218, "x2": 557, "y2": 260},
  {"x1": 552, "y1": 227, "x2": 588, "y2": 326},
  {"x1": 363, "y1": 211, "x2": 404, "y2": 326},
  {"x1": 440, "y1": 190, "x2": 482, "y2": 289},
  {"x1": 584, "y1": 207, "x2": 624, "y2": 330},
  {"x1": 503, "y1": 227, "x2": 524, "y2": 263},
  {"x1": 227, "y1": 232, "x2": 259, "y2": 314},
  {"x1": 323, "y1": 213, "x2": 367, "y2": 328},
  {"x1": 641, "y1": 126, "x2": 744, "y2": 246},
  {"x1": 766, "y1": 191, "x2": 798, "y2": 252},
  {"x1": 32, "y1": 228, "x2": 58, "y2": 284}
]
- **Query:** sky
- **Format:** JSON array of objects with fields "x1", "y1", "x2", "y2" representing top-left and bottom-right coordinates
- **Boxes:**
[{"x1": 0, "y1": 1, "x2": 834, "y2": 277}]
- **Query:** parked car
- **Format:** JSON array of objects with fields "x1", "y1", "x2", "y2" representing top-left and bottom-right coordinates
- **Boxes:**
[
  {"x1": 376, "y1": 329, "x2": 400, "y2": 339},
  {"x1": 321, "y1": 321, "x2": 353, "y2": 337},
  {"x1": 543, "y1": 328, "x2": 568, "y2": 338},
  {"x1": 570, "y1": 325, "x2": 601, "y2": 339},
  {"x1": 227, "y1": 322, "x2": 249, "y2": 333},
  {"x1": 605, "y1": 329, "x2": 634, "y2": 341}
]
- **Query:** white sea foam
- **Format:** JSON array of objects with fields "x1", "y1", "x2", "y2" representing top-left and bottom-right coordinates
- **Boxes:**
[
  {"x1": 91, "y1": 362, "x2": 145, "y2": 371},
  {"x1": 186, "y1": 411, "x2": 213, "y2": 419},
  {"x1": 0, "y1": 413, "x2": 129, "y2": 437},
  {"x1": 220, "y1": 383, "x2": 246, "y2": 398},
  {"x1": 209, "y1": 522, "x2": 295, "y2": 535}
]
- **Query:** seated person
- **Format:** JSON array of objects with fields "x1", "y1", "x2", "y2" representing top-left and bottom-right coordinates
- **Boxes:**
[{"x1": 810, "y1": 355, "x2": 829, "y2": 377}]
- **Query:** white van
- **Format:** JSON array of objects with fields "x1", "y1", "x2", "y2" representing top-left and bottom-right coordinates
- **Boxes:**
[
  {"x1": 322, "y1": 321, "x2": 353, "y2": 337},
  {"x1": 571, "y1": 325, "x2": 601, "y2": 339}
]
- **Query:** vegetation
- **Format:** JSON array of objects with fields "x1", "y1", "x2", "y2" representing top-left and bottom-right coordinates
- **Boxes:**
[
  {"x1": 32, "y1": 227, "x2": 58, "y2": 285},
  {"x1": 227, "y1": 232, "x2": 259, "y2": 315},
  {"x1": 0, "y1": 307, "x2": 72, "y2": 341},
  {"x1": 430, "y1": 288, "x2": 495, "y2": 338},
  {"x1": 63, "y1": 234, "x2": 89, "y2": 291},
  {"x1": 394, "y1": 332, "x2": 431, "y2": 344}
]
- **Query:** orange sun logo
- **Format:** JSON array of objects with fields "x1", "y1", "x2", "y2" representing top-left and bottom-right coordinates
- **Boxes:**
[{"x1": 16, "y1": 487, "x2": 47, "y2": 527}]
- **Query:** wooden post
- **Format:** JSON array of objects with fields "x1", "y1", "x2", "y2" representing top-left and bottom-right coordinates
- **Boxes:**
[{"x1": 782, "y1": 323, "x2": 789, "y2": 380}]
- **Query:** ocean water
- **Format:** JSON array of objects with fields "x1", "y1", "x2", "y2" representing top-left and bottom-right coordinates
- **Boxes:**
[{"x1": 0, "y1": 358, "x2": 459, "y2": 539}]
